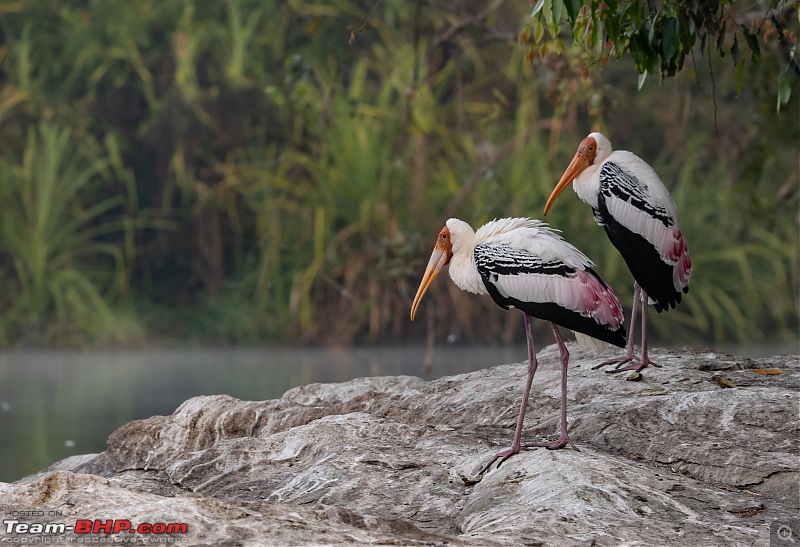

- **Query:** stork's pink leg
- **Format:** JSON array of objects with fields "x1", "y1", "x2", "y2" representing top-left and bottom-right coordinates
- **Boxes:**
[
  {"x1": 524, "y1": 324, "x2": 578, "y2": 450},
  {"x1": 594, "y1": 282, "x2": 640, "y2": 370},
  {"x1": 479, "y1": 313, "x2": 539, "y2": 474},
  {"x1": 606, "y1": 288, "x2": 660, "y2": 373}
]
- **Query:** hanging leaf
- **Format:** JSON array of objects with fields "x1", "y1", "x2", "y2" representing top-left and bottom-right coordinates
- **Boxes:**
[
  {"x1": 662, "y1": 16, "x2": 679, "y2": 60},
  {"x1": 636, "y1": 28, "x2": 653, "y2": 71},
  {"x1": 544, "y1": 0, "x2": 558, "y2": 36},
  {"x1": 699, "y1": 28, "x2": 707, "y2": 55},
  {"x1": 637, "y1": 69, "x2": 647, "y2": 90},
  {"x1": 629, "y1": 32, "x2": 643, "y2": 70},
  {"x1": 770, "y1": 14, "x2": 784, "y2": 35},
  {"x1": 606, "y1": 12, "x2": 620, "y2": 43},
  {"x1": 716, "y1": 22, "x2": 726, "y2": 54},
  {"x1": 534, "y1": 19, "x2": 545, "y2": 43},
  {"x1": 518, "y1": 26, "x2": 531, "y2": 46},
  {"x1": 621, "y1": 2, "x2": 639, "y2": 27},
  {"x1": 741, "y1": 25, "x2": 761, "y2": 62},
  {"x1": 646, "y1": 53, "x2": 657, "y2": 77},
  {"x1": 552, "y1": 0, "x2": 564, "y2": 29},
  {"x1": 731, "y1": 32, "x2": 739, "y2": 64},
  {"x1": 524, "y1": 46, "x2": 537, "y2": 65},
  {"x1": 777, "y1": 71, "x2": 791, "y2": 112},
  {"x1": 587, "y1": 20, "x2": 598, "y2": 50},
  {"x1": 531, "y1": 0, "x2": 545, "y2": 18},
  {"x1": 564, "y1": 0, "x2": 579, "y2": 24},
  {"x1": 678, "y1": 13, "x2": 694, "y2": 51}
]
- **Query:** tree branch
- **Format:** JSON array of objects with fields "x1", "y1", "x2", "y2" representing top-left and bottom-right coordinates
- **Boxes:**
[{"x1": 348, "y1": 0, "x2": 384, "y2": 44}]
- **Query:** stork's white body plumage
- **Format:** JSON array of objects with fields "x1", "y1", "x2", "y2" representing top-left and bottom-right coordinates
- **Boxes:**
[
  {"x1": 569, "y1": 135, "x2": 690, "y2": 297},
  {"x1": 410, "y1": 217, "x2": 626, "y2": 472},
  {"x1": 445, "y1": 218, "x2": 624, "y2": 338},
  {"x1": 545, "y1": 132, "x2": 691, "y2": 372},
  {"x1": 447, "y1": 217, "x2": 593, "y2": 292}
]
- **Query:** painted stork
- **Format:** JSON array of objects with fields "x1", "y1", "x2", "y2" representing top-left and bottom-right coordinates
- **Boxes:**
[
  {"x1": 410, "y1": 217, "x2": 626, "y2": 472},
  {"x1": 543, "y1": 132, "x2": 692, "y2": 373}
]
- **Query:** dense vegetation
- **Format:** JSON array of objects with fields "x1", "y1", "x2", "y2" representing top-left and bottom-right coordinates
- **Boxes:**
[
  {"x1": 0, "y1": 0, "x2": 796, "y2": 348},
  {"x1": 524, "y1": 0, "x2": 797, "y2": 106}
]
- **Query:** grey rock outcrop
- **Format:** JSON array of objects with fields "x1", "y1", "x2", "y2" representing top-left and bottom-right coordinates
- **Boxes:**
[{"x1": 1, "y1": 344, "x2": 797, "y2": 545}]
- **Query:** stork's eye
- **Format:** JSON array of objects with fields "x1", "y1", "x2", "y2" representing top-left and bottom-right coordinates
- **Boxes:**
[{"x1": 588, "y1": 145, "x2": 595, "y2": 151}]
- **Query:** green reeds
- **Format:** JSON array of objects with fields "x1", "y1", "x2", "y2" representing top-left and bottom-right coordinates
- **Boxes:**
[{"x1": 0, "y1": 123, "x2": 128, "y2": 344}]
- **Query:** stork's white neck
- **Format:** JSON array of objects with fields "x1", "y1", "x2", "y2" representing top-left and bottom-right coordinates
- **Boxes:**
[
  {"x1": 573, "y1": 167, "x2": 600, "y2": 209},
  {"x1": 445, "y1": 218, "x2": 487, "y2": 295}
]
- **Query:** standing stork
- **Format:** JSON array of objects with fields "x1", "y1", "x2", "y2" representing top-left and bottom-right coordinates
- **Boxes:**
[
  {"x1": 544, "y1": 132, "x2": 692, "y2": 373},
  {"x1": 410, "y1": 217, "x2": 626, "y2": 472}
]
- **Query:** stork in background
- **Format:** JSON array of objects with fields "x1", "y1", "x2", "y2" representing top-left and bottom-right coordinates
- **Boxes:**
[
  {"x1": 410, "y1": 217, "x2": 626, "y2": 472},
  {"x1": 544, "y1": 132, "x2": 692, "y2": 373}
]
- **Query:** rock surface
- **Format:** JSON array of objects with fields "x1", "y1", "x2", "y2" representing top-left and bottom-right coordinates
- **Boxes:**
[{"x1": 1, "y1": 345, "x2": 798, "y2": 545}]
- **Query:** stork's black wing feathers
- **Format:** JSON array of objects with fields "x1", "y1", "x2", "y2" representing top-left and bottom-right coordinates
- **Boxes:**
[
  {"x1": 597, "y1": 161, "x2": 684, "y2": 311},
  {"x1": 474, "y1": 244, "x2": 626, "y2": 347},
  {"x1": 475, "y1": 244, "x2": 575, "y2": 279},
  {"x1": 599, "y1": 162, "x2": 673, "y2": 227}
]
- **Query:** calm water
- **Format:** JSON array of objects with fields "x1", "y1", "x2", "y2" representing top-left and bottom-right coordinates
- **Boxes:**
[
  {"x1": 0, "y1": 342, "x2": 794, "y2": 482},
  {"x1": 0, "y1": 345, "x2": 527, "y2": 482}
]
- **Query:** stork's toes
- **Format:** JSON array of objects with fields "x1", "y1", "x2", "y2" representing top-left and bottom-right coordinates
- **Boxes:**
[
  {"x1": 479, "y1": 434, "x2": 578, "y2": 474},
  {"x1": 478, "y1": 445, "x2": 531, "y2": 474},
  {"x1": 606, "y1": 357, "x2": 659, "y2": 374},
  {"x1": 525, "y1": 435, "x2": 579, "y2": 451},
  {"x1": 593, "y1": 355, "x2": 636, "y2": 370}
]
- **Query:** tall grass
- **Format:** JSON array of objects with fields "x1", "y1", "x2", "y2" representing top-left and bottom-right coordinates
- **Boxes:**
[{"x1": 0, "y1": 123, "x2": 128, "y2": 344}]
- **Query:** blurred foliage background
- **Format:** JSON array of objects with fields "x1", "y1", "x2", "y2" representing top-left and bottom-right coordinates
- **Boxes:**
[{"x1": 0, "y1": 0, "x2": 796, "y2": 349}]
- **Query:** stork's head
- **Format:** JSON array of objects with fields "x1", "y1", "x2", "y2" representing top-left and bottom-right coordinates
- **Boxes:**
[
  {"x1": 410, "y1": 225, "x2": 453, "y2": 321},
  {"x1": 586, "y1": 132, "x2": 612, "y2": 161},
  {"x1": 544, "y1": 132, "x2": 613, "y2": 215}
]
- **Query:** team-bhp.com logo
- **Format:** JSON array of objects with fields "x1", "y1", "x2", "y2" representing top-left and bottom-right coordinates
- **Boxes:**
[{"x1": 2, "y1": 514, "x2": 189, "y2": 543}]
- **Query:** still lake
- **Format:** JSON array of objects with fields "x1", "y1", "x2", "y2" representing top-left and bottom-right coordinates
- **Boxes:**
[
  {"x1": 0, "y1": 342, "x2": 794, "y2": 482},
  {"x1": 0, "y1": 345, "x2": 527, "y2": 482}
]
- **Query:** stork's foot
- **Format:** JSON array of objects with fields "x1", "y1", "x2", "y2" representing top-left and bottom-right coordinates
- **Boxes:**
[
  {"x1": 605, "y1": 356, "x2": 660, "y2": 374},
  {"x1": 593, "y1": 354, "x2": 637, "y2": 370},
  {"x1": 478, "y1": 445, "x2": 532, "y2": 475},
  {"x1": 525, "y1": 433, "x2": 579, "y2": 451},
  {"x1": 594, "y1": 354, "x2": 661, "y2": 373}
]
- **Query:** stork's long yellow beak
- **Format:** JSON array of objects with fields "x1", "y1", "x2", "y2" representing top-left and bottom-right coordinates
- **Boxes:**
[
  {"x1": 543, "y1": 152, "x2": 590, "y2": 216},
  {"x1": 410, "y1": 246, "x2": 449, "y2": 321}
]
